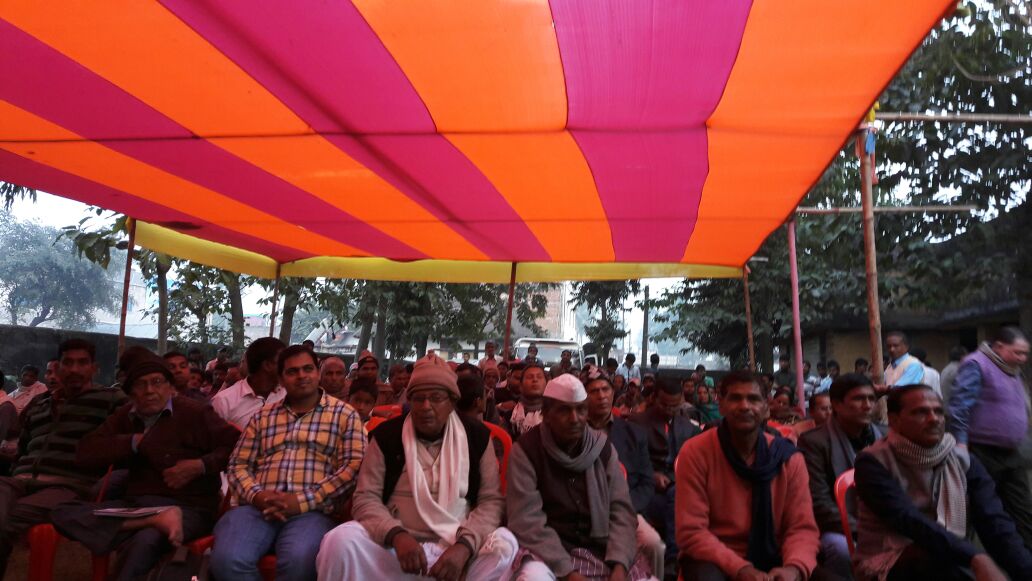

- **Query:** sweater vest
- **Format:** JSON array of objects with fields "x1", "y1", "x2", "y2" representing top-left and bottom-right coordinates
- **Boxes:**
[
  {"x1": 371, "y1": 412, "x2": 489, "y2": 506},
  {"x1": 517, "y1": 426, "x2": 613, "y2": 556},
  {"x1": 966, "y1": 351, "x2": 1029, "y2": 449}
]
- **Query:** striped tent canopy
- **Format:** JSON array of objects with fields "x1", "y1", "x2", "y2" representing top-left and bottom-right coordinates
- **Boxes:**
[{"x1": 1, "y1": 1, "x2": 953, "y2": 282}]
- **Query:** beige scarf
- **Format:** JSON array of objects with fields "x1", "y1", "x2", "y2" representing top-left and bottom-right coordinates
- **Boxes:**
[{"x1": 401, "y1": 412, "x2": 469, "y2": 545}]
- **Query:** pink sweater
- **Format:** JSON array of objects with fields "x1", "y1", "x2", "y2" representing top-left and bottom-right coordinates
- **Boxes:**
[{"x1": 675, "y1": 428, "x2": 819, "y2": 578}]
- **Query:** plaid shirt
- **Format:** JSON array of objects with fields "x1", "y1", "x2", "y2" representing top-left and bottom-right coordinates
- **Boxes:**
[{"x1": 228, "y1": 390, "x2": 366, "y2": 514}]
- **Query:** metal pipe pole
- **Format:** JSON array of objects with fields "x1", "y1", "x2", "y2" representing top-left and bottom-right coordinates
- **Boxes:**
[
  {"x1": 796, "y1": 205, "x2": 976, "y2": 215},
  {"x1": 877, "y1": 112, "x2": 1032, "y2": 125},
  {"x1": 503, "y1": 262, "x2": 517, "y2": 360},
  {"x1": 743, "y1": 267, "x2": 756, "y2": 372},
  {"x1": 641, "y1": 285, "x2": 650, "y2": 367},
  {"x1": 268, "y1": 265, "x2": 281, "y2": 338},
  {"x1": 860, "y1": 143, "x2": 885, "y2": 384},
  {"x1": 787, "y1": 220, "x2": 805, "y2": 409},
  {"x1": 117, "y1": 219, "x2": 137, "y2": 357}
]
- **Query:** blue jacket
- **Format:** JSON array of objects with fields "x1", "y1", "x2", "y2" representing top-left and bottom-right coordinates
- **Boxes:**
[{"x1": 606, "y1": 416, "x2": 654, "y2": 514}]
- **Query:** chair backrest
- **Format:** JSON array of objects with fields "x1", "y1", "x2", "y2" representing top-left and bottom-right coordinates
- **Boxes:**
[
  {"x1": 365, "y1": 416, "x2": 387, "y2": 432},
  {"x1": 483, "y1": 421, "x2": 512, "y2": 493},
  {"x1": 835, "y1": 468, "x2": 856, "y2": 556},
  {"x1": 372, "y1": 404, "x2": 403, "y2": 419}
]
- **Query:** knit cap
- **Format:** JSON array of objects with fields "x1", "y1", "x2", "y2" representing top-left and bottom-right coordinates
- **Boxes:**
[
  {"x1": 407, "y1": 353, "x2": 460, "y2": 398},
  {"x1": 356, "y1": 350, "x2": 378, "y2": 369},
  {"x1": 123, "y1": 357, "x2": 174, "y2": 394}
]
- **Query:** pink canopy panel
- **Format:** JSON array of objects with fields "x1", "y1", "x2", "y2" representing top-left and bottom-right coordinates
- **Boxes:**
[{"x1": 0, "y1": 1, "x2": 954, "y2": 281}]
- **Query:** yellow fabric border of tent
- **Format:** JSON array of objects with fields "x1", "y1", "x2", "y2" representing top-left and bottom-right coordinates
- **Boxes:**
[{"x1": 133, "y1": 220, "x2": 742, "y2": 282}]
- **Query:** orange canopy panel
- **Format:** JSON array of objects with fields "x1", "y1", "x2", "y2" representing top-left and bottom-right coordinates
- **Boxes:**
[{"x1": 0, "y1": 1, "x2": 953, "y2": 281}]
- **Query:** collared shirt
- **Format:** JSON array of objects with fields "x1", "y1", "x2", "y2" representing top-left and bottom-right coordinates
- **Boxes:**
[
  {"x1": 228, "y1": 390, "x2": 366, "y2": 514},
  {"x1": 210, "y1": 377, "x2": 286, "y2": 429},
  {"x1": 616, "y1": 364, "x2": 641, "y2": 382},
  {"x1": 6, "y1": 382, "x2": 48, "y2": 415},
  {"x1": 129, "y1": 398, "x2": 175, "y2": 431},
  {"x1": 887, "y1": 354, "x2": 924, "y2": 387}
]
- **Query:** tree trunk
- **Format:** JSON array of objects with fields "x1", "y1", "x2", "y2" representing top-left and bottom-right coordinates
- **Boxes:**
[
  {"x1": 416, "y1": 334, "x2": 429, "y2": 359},
  {"x1": 223, "y1": 273, "x2": 245, "y2": 351},
  {"x1": 355, "y1": 315, "x2": 372, "y2": 354},
  {"x1": 279, "y1": 287, "x2": 299, "y2": 344},
  {"x1": 372, "y1": 297, "x2": 388, "y2": 365},
  {"x1": 28, "y1": 304, "x2": 52, "y2": 327},
  {"x1": 758, "y1": 329, "x2": 774, "y2": 373},
  {"x1": 156, "y1": 264, "x2": 169, "y2": 354},
  {"x1": 599, "y1": 308, "x2": 611, "y2": 360}
]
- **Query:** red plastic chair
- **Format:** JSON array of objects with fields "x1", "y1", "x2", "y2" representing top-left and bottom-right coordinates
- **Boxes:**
[
  {"x1": 371, "y1": 405, "x2": 402, "y2": 419},
  {"x1": 28, "y1": 466, "x2": 114, "y2": 581},
  {"x1": 483, "y1": 421, "x2": 512, "y2": 493},
  {"x1": 365, "y1": 416, "x2": 387, "y2": 432},
  {"x1": 187, "y1": 494, "x2": 276, "y2": 581},
  {"x1": 835, "y1": 469, "x2": 857, "y2": 556}
]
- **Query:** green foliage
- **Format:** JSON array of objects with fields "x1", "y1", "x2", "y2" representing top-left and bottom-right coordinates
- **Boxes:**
[
  {"x1": 0, "y1": 212, "x2": 119, "y2": 328},
  {"x1": 1, "y1": 182, "x2": 35, "y2": 211},
  {"x1": 570, "y1": 281, "x2": 641, "y2": 359}
]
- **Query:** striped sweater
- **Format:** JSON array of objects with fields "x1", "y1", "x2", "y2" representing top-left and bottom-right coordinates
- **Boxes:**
[{"x1": 14, "y1": 386, "x2": 128, "y2": 489}]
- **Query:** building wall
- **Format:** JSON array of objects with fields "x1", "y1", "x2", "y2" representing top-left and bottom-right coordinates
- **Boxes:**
[{"x1": 825, "y1": 329, "x2": 963, "y2": 372}]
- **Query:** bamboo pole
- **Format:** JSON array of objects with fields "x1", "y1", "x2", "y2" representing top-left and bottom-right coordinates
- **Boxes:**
[
  {"x1": 743, "y1": 267, "x2": 756, "y2": 372},
  {"x1": 117, "y1": 219, "x2": 137, "y2": 357},
  {"x1": 503, "y1": 262, "x2": 517, "y2": 360},
  {"x1": 787, "y1": 220, "x2": 806, "y2": 410},
  {"x1": 860, "y1": 144, "x2": 885, "y2": 385},
  {"x1": 268, "y1": 265, "x2": 281, "y2": 338},
  {"x1": 878, "y1": 112, "x2": 1032, "y2": 125},
  {"x1": 796, "y1": 205, "x2": 976, "y2": 215}
]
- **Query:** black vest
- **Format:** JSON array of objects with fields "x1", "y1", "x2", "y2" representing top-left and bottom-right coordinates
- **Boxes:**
[
  {"x1": 371, "y1": 413, "x2": 490, "y2": 506},
  {"x1": 517, "y1": 426, "x2": 613, "y2": 556}
]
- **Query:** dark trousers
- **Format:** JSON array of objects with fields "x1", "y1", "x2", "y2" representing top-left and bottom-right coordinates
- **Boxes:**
[
  {"x1": 0, "y1": 402, "x2": 17, "y2": 440},
  {"x1": 886, "y1": 544, "x2": 972, "y2": 581},
  {"x1": 0, "y1": 476, "x2": 82, "y2": 576},
  {"x1": 971, "y1": 443, "x2": 1032, "y2": 550},
  {"x1": 679, "y1": 558, "x2": 842, "y2": 581},
  {"x1": 52, "y1": 495, "x2": 212, "y2": 581},
  {"x1": 647, "y1": 485, "x2": 678, "y2": 575}
]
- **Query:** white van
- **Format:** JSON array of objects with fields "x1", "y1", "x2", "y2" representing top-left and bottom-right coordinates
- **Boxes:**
[{"x1": 512, "y1": 338, "x2": 584, "y2": 372}]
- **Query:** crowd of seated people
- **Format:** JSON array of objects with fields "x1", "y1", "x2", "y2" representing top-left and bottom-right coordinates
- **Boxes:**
[{"x1": 0, "y1": 328, "x2": 1030, "y2": 581}]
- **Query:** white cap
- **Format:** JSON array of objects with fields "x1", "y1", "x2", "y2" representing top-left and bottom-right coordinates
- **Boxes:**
[{"x1": 543, "y1": 374, "x2": 587, "y2": 404}]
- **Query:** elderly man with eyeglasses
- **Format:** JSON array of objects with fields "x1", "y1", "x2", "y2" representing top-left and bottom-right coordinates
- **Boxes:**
[
  {"x1": 52, "y1": 356, "x2": 239, "y2": 580},
  {"x1": 317, "y1": 353, "x2": 516, "y2": 581}
]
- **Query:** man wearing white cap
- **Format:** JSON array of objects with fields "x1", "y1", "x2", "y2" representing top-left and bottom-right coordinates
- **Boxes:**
[
  {"x1": 316, "y1": 353, "x2": 516, "y2": 580},
  {"x1": 508, "y1": 374, "x2": 655, "y2": 580}
]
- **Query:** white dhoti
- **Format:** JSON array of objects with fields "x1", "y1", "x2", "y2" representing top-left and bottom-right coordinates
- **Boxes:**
[
  {"x1": 316, "y1": 521, "x2": 518, "y2": 581},
  {"x1": 636, "y1": 514, "x2": 664, "y2": 580}
]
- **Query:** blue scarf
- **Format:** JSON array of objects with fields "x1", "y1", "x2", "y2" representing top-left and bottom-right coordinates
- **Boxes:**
[{"x1": 717, "y1": 420, "x2": 798, "y2": 571}]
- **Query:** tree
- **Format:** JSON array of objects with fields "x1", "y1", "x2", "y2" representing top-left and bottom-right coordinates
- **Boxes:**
[
  {"x1": 656, "y1": 1, "x2": 1031, "y2": 366},
  {"x1": 0, "y1": 213, "x2": 120, "y2": 328},
  {"x1": 1, "y1": 182, "x2": 35, "y2": 211},
  {"x1": 570, "y1": 281, "x2": 641, "y2": 360},
  {"x1": 166, "y1": 262, "x2": 231, "y2": 347}
]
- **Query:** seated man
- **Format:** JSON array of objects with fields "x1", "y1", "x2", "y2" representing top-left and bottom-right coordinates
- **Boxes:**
[
  {"x1": 501, "y1": 361, "x2": 548, "y2": 441},
  {"x1": 854, "y1": 385, "x2": 1032, "y2": 581},
  {"x1": 676, "y1": 371, "x2": 819, "y2": 581},
  {"x1": 585, "y1": 366, "x2": 665, "y2": 579},
  {"x1": 52, "y1": 358, "x2": 239, "y2": 580},
  {"x1": 457, "y1": 372, "x2": 489, "y2": 423},
  {"x1": 798, "y1": 374, "x2": 884, "y2": 580},
  {"x1": 381, "y1": 362, "x2": 411, "y2": 405},
  {"x1": 508, "y1": 374, "x2": 652, "y2": 580},
  {"x1": 211, "y1": 337, "x2": 286, "y2": 429},
  {"x1": 317, "y1": 354, "x2": 516, "y2": 580},
  {"x1": 0, "y1": 339, "x2": 128, "y2": 577},
  {"x1": 211, "y1": 345, "x2": 366, "y2": 581},
  {"x1": 630, "y1": 378, "x2": 701, "y2": 576},
  {"x1": 318, "y1": 355, "x2": 349, "y2": 400},
  {"x1": 162, "y1": 351, "x2": 208, "y2": 402},
  {"x1": 793, "y1": 392, "x2": 833, "y2": 436}
]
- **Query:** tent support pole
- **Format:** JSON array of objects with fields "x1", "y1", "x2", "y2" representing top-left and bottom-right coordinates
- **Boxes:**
[
  {"x1": 641, "y1": 286, "x2": 650, "y2": 366},
  {"x1": 861, "y1": 142, "x2": 885, "y2": 384},
  {"x1": 787, "y1": 220, "x2": 805, "y2": 410},
  {"x1": 269, "y1": 265, "x2": 281, "y2": 338},
  {"x1": 117, "y1": 219, "x2": 137, "y2": 357},
  {"x1": 743, "y1": 267, "x2": 756, "y2": 372},
  {"x1": 503, "y1": 262, "x2": 517, "y2": 360}
]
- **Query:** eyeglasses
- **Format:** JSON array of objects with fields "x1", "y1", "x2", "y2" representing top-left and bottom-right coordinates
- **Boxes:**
[
  {"x1": 409, "y1": 393, "x2": 451, "y2": 405},
  {"x1": 131, "y1": 377, "x2": 169, "y2": 391}
]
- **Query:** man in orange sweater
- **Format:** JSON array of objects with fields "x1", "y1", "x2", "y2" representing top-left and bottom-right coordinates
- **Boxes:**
[{"x1": 675, "y1": 371, "x2": 819, "y2": 581}]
